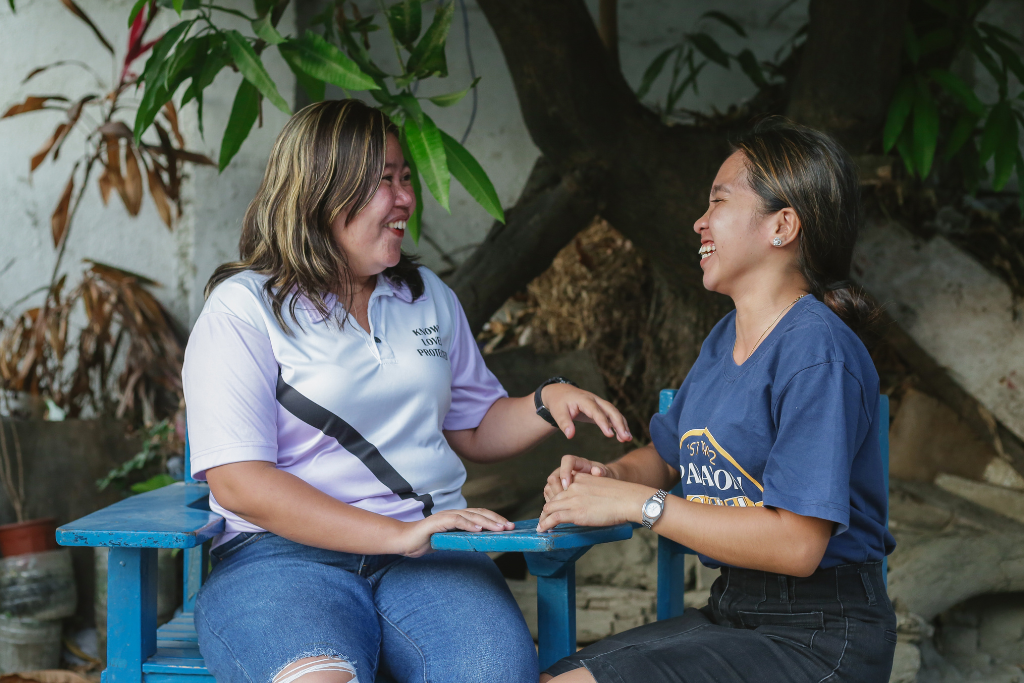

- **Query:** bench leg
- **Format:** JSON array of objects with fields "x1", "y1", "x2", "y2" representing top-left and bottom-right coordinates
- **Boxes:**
[
  {"x1": 656, "y1": 537, "x2": 689, "y2": 621},
  {"x1": 183, "y1": 543, "x2": 209, "y2": 614},
  {"x1": 107, "y1": 548, "x2": 158, "y2": 683},
  {"x1": 525, "y1": 548, "x2": 590, "y2": 672}
]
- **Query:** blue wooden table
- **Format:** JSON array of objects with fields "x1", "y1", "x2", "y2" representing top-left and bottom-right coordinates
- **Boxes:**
[{"x1": 431, "y1": 519, "x2": 633, "y2": 671}]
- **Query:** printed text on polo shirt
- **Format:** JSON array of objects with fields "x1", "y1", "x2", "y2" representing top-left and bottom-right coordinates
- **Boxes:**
[{"x1": 412, "y1": 325, "x2": 447, "y2": 360}]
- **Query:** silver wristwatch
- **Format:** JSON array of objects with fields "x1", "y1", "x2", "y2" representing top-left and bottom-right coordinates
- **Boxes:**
[{"x1": 641, "y1": 489, "x2": 669, "y2": 529}]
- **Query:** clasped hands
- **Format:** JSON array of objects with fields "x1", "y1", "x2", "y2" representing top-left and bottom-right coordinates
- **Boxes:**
[{"x1": 536, "y1": 455, "x2": 655, "y2": 533}]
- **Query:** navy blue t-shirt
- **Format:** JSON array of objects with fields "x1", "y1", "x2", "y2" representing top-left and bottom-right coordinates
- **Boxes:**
[{"x1": 649, "y1": 295, "x2": 895, "y2": 570}]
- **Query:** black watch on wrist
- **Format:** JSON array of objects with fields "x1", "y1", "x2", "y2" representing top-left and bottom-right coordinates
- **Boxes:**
[{"x1": 534, "y1": 376, "x2": 578, "y2": 428}]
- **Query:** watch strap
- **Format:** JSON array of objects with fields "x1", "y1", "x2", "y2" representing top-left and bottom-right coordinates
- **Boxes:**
[
  {"x1": 534, "y1": 376, "x2": 578, "y2": 428},
  {"x1": 641, "y1": 489, "x2": 669, "y2": 529}
]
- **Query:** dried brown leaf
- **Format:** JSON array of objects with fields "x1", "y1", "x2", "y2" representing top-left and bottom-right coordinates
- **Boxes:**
[
  {"x1": 2, "y1": 96, "x2": 67, "y2": 118},
  {"x1": 147, "y1": 167, "x2": 173, "y2": 229},
  {"x1": 97, "y1": 121, "x2": 133, "y2": 139},
  {"x1": 59, "y1": 0, "x2": 114, "y2": 53},
  {"x1": 123, "y1": 146, "x2": 143, "y2": 216},
  {"x1": 97, "y1": 169, "x2": 113, "y2": 205},
  {"x1": 162, "y1": 102, "x2": 185, "y2": 149},
  {"x1": 51, "y1": 94, "x2": 95, "y2": 161},
  {"x1": 30, "y1": 123, "x2": 68, "y2": 172},
  {"x1": 51, "y1": 174, "x2": 74, "y2": 247}
]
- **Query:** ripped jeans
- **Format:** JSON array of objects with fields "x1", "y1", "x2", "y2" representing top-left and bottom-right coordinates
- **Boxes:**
[{"x1": 194, "y1": 533, "x2": 538, "y2": 683}]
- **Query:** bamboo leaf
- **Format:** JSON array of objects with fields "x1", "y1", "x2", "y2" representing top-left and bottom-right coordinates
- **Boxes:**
[
  {"x1": 387, "y1": 0, "x2": 422, "y2": 47},
  {"x1": 218, "y1": 79, "x2": 260, "y2": 171},
  {"x1": 278, "y1": 31, "x2": 378, "y2": 91},
  {"x1": 398, "y1": 134, "x2": 424, "y2": 242},
  {"x1": 979, "y1": 100, "x2": 1013, "y2": 164},
  {"x1": 636, "y1": 46, "x2": 675, "y2": 99},
  {"x1": 883, "y1": 78, "x2": 915, "y2": 153},
  {"x1": 688, "y1": 32, "x2": 730, "y2": 69},
  {"x1": 439, "y1": 129, "x2": 504, "y2": 223},
  {"x1": 912, "y1": 85, "x2": 940, "y2": 178},
  {"x1": 403, "y1": 114, "x2": 449, "y2": 212},
  {"x1": 406, "y1": 0, "x2": 455, "y2": 77},
  {"x1": 51, "y1": 174, "x2": 74, "y2": 246},
  {"x1": 428, "y1": 77, "x2": 480, "y2": 107},
  {"x1": 225, "y1": 29, "x2": 290, "y2": 114},
  {"x1": 252, "y1": 12, "x2": 285, "y2": 46},
  {"x1": 700, "y1": 10, "x2": 746, "y2": 37},
  {"x1": 928, "y1": 68, "x2": 985, "y2": 117}
]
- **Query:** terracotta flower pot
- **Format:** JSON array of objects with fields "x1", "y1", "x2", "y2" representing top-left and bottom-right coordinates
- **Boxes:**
[{"x1": 0, "y1": 519, "x2": 57, "y2": 557}]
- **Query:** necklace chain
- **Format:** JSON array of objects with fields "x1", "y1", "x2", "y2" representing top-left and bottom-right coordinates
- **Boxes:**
[{"x1": 744, "y1": 294, "x2": 807, "y2": 361}]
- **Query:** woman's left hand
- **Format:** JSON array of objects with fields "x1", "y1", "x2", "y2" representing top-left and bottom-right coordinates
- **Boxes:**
[
  {"x1": 536, "y1": 473, "x2": 653, "y2": 532},
  {"x1": 541, "y1": 383, "x2": 632, "y2": 442}
]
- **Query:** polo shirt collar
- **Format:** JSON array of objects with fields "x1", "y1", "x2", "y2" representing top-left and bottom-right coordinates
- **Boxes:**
[{"x1": 298, "y1": 274, "x2": 423, "y2": 324}]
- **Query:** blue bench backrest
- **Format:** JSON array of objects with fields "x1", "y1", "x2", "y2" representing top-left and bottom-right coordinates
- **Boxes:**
[{"x1": 655, "y1": 390, "x2": 890, "y2": 620}]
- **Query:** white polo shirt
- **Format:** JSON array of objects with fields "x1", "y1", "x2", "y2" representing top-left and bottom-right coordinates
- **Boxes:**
[{"x1": 182, "y1": 267, "x2": 508, "y2": 543}]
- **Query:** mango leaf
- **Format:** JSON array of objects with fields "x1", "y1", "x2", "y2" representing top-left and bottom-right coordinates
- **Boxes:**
[
  {"x1": 164, "y1": 35, "x2": 207, "y2": 90},
  {"x1": 688, "y1": 32, "x2": 730, "y2": 69},
  {"x1": 134, "y1": 68, "x2": 171, "y2": 141},
  {"x1": 943, "y1": 111, "x2": 978, "y2": 161},
  {"x1": 218, "y1": 79, "x2": 260, "y2": 171},
  {"x1": 279, "y1": 31, "x2": 378, "y2": 91},
  {"x1": 883, "y1": 78, "x2": 915, "y2": 153},
  {"x1": 403, "y1": 114, "x2": 449, "y2": 212},
  {"x1": 225, "y1": 30, "x2": 291, "y2": 114},
  {"x1": 912, "y1": 84, "x2": 939, "y2": 178},
  {"x1": 928, "y1": 68, "x2": 985, "y2": 117},
  {"x1": 636, "y1": 46, "x2": 675, "y2": 99},
  {"x1": 992, "y1": 105, "x2": 1018, "y2": 190},
  {"x1": 406, "y1": 0, "x2": 455, "y2": 77},
  {"x1": 968, "y1": 30, "x2": 1005, "y2": 91},
  {"x1": 398, "y1": 133, "x2": 424, "y2": 242},
  {"x1": 700, "y1": 10, "x2": 746, "y2": 37},
  {"x1": 388, "y1": 0, "x2": 422, "y2": 47},
  {"x1": 979, "y1": 100, "x2": 1013, "y2": 164},
  {"x1": 252, "y1": 13, "x2": 286, "y2": 45},
  {"x1": 736, "y1": 49, "x2": 766, "y2": 87},
  {"x1": 395, "y1": 93, "x2": 424, "y2": 126},
  {"x1": 428, "y1": 77, "x2": 480, "y2": 107},
  {"x1": 440, "y1": 129, "x2": 504, "y2": 224}
]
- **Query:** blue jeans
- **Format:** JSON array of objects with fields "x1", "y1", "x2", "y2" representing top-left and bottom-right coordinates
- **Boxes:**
[{"x1": 194, "y1": 533, "x2": 538, "y2": 683}]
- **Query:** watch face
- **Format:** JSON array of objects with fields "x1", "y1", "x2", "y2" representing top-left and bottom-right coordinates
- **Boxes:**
[{"x1": 643, "y1": 501, "x2": 663, "y2": 517}]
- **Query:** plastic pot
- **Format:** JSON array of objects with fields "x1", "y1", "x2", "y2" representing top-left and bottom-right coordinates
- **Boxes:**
[
  {"x1": 0, "y1": 518, "x2": 57, "y2": 557},
  {"x1": 0, "y1": 614, "x2": 62, "y2": 673},
  {"x1": 0, "y1": 548, "x2": 77, "y2": 620}
]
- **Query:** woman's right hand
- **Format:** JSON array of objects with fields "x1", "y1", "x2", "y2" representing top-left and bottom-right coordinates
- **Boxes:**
[
  {"x1": 394, "y1": 508, "x2": 514, "y2": 558},
  {"x1": 543, "y1": 454, "x2": 617, "y2": 502}
]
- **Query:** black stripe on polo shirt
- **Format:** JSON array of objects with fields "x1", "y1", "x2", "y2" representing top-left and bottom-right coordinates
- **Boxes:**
[{"x1": 276, "y1": 373, "x2": 434, "y2": 517}]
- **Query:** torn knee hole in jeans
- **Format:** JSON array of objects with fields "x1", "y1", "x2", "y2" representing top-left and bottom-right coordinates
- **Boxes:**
[{"x1": 272, "y1": 657, "x2": 359, "y2": 683}]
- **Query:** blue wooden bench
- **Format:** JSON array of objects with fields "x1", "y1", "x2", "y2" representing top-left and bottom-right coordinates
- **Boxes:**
[{"x1": 57, "y1": 391, "x2": 889, "y2": 679}]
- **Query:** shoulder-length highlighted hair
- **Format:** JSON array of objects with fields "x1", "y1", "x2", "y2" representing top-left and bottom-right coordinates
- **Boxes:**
[{"x1": 206, "y1": 99, "x2": 422, "y2": 331}]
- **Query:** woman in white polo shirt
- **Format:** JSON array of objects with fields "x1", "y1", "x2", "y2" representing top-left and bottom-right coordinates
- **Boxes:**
[{"x1": 182, "y1": 99, "x2": 632, "y2": 683}]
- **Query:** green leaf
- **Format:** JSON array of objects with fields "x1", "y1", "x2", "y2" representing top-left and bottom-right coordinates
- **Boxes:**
[
  {"x1": 219, "y1": 79, "x2": 260, "y2": 171},
  {"x1": 181, "y1": 38, "x2": 230, "y2": 134},
  {"x1": 983, "y1": 34, "x2": 1024, "y2": 88},
  {"x1": 387, "y1": 0, "x2": 422, "y2": 47},
  {"x1": 969, "y1": 30, "x2": 1005, "y2": 91},
  {"x1": 636, "y1": 46, "x2": 675, "y2": 99},
  {"x1": 128, "y1": 0, "x2": 148, "y2": 26},
  {"x1": 164, "y1": 35, "x2": 206, "y2": 90},
  {"x1": 225, "y1": 29, "x2": 291, "y2": 114},
  {"x1": 140, "y1": 20, "x2": 191, "y2": 89},
  {"x1": 278, "y1": 31, "x2": 378, "y2": 92},
  {"x1": 992, "y1": 104, "x2": 1018, "y2": 190},
  {"x1": 943, "y1": 111, "x2": 979, "y2": 161},
  {"x1": 130, "y1": 473, "x2": 177, "y2": 494},
  {"x1": 395, "y1": 93, "x2": 424, "y2": 125},
  {"x1": 397, "y1": 134, "x2": 424, "y2": 242},
  {"x1": 688, "y1": 32, "x2": 730, "y2": 69},
  {"x1": 428, "y1": 77, "x2": 480, "y2": 107},
  {"x1": 287, "y1": 59, "x2": 325, "y2": 102},
  {"x1": 134, "y1": 59, "x2": 172, "y2": 141},
  {"x1": 895, "y1": 127, "x2": 916, "y2": 175},
  {"x1": 883, "y1": 78, "x2": 915, "y2": 153},
  {"x1": 928, "y1": 68, "x2": 985, "y2": 117},
  {"x1": 912, "y1": 84, "x2": 940, "y2": 178},
  {"x1": 406, "y1": 0, "x2": 455, "y2": 77},
  {"x1": 979, "y1": 21, "x2": 1021, "y2": 45},
  {"x1": 700, "y1": 10, "x2": 746, "y2": 37},
  {"x1": 403, "y1": 114, "x2": 449, "y2": 212},
  {"x1": 736, "y1": 49, "x2": 766, "y2": 87},
  {"x1": 440, "y1": 129, "x2": 504, "y2": 223},
  {"x1": 979, "y1": 100, "x2": 1013, "y2": 164},
  {"x1": 252, "y1": 12, "x2": 285, "y2": 45}
]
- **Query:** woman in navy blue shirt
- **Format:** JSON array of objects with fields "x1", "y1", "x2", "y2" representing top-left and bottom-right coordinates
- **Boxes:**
[{"x1": 538, "y1": 120, "x2": 897, "y2": 683}]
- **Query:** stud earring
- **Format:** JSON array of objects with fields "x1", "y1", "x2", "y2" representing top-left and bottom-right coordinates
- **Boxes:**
[{"x1": 772, "y1": 238, "x2": 783, "y2": 247}]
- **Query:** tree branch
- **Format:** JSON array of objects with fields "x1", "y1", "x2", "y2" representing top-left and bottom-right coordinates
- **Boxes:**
[{"x1": 449, "y1": 157, "x2": 603, "y2": 334}]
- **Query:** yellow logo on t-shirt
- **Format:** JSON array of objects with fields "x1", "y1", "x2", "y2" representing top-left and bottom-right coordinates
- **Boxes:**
[{"x1": 679, "y1": 428, "x2": 764, "y2": 507}]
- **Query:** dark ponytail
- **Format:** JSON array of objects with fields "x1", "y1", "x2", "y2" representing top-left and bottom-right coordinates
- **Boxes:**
[{"x1": 733, "y1": 118, "x2": 883, "y2": 342}]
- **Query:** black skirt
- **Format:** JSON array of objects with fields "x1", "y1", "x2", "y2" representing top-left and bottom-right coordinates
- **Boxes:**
[{"x1": 545, "y1": 561, "x2": 897, "y2": 683}]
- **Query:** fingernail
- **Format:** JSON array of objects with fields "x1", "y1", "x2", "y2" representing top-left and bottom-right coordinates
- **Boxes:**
[
  {"x1": 625, "y1": 431, "x2": 632, "y2": 439},
  {"x1": 564, "y1": 427, "x2": 571, "y2": 437},
  {"x1": 562, "y1": 478, "x2": 568, "y2": 489}
]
